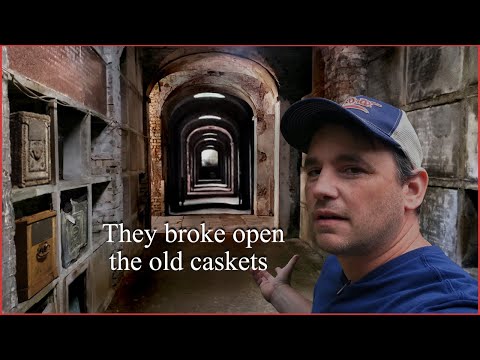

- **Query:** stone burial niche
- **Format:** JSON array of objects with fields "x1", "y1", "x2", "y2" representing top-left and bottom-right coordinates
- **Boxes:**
[
  {"x1": 13, "y1": 194, "x2": 58, "y2": 303},
  {"x1": 60, "y1": 187, "x2": 88, "y2": 268},
  {"x1": 10, "y1": 111, "x2": 52, "y2": 188},
  {"x1": 9, "y1": 110, "x2": 59, "y2": 302}
]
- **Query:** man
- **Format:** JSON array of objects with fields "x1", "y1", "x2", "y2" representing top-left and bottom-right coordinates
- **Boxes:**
[{"x1": 251, "y1": 95, "x2": 478, "y2": 313}]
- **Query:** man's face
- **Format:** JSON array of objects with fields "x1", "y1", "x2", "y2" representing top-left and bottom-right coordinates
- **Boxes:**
[{"x1": 304, "y1": 123, "x2": 405, "y2": 256}]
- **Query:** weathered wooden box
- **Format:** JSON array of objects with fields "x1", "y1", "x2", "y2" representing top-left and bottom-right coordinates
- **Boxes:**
[
  {"x1": 14, "y1": 210, "x2": 58, "y2": 302},
  {"x1": 10, "y1": 111, "x2": 52, "y2": 187}
]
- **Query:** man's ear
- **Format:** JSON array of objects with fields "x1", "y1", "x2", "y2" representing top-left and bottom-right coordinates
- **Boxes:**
[{"x1": 403, "y1": 168, "x2": 429, "y2": 212}]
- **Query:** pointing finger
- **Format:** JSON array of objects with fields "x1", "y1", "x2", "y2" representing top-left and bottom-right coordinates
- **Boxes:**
[{"x1": 283, "y1": 254, "x2": 300, "y2": 273}]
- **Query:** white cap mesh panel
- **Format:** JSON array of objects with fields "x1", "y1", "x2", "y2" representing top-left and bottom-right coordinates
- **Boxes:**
[{"x1": 391, "y1": 110, "x2": 423, "y2": 168}]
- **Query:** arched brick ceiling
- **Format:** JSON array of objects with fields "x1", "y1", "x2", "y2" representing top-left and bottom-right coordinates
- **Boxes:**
[{"x1": 141, "y1": 46, "x2": 312, "y2": 102}]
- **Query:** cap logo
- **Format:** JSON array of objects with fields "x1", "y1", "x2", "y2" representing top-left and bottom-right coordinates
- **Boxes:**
[{"x1": 342, "y1": 97, "x2": 382, "y2": 114}]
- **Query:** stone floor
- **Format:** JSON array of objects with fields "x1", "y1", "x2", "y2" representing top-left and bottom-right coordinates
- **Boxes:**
[{"x1": 106, "y1": 216, "x2": 325, "y2": 313}]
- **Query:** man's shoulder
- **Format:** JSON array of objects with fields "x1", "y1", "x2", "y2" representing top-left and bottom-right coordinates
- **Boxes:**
[
  {"x1": 379, "y1": 245, "x2": 473, "y2": 277},
  {"x1": 373, "y1": 246, "x2": 478, "y2": 313},
  {"x1": 408, "y1": 246, "x2": 477, "y2": 284},
  {"x1": 312, "y1": 247, "x2": 478, "y2": 313}
]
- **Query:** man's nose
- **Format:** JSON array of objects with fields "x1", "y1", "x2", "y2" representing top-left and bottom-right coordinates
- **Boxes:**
[{"x1": 311, "y1": 169, "x2": 339, "y2": 200}]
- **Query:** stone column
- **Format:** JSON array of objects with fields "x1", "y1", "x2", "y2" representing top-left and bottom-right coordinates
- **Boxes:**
[{"x1": 321, "y1": 46, "x2": 368, "y2": 102}]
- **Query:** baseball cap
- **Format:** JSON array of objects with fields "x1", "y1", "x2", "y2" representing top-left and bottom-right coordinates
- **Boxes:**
[{"x1": 280, "y1": 95, "x2": 423, "y2": 168}]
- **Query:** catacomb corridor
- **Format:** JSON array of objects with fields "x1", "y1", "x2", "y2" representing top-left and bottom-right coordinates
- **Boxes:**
[
  {"x1": 2, "y1": 46, "x2": 478, "y2": 313},
  {"x1": 164, "y1": 91, "x2": 254, "y2": 214}
]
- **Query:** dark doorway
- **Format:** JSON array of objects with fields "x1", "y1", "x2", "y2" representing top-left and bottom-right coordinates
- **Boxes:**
[{"x1": 165, "y1": 92, "x2": 254, "y2": 214}]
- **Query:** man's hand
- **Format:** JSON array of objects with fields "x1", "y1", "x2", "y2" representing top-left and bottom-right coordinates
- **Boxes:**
[{"x1": 250, "y1": 254, "x2": 300, "y2": 302}]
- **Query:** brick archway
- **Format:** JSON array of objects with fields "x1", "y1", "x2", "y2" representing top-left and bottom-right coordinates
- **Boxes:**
[{"x1": 148, "y1": 52, "x2": 279, "y2": 221}]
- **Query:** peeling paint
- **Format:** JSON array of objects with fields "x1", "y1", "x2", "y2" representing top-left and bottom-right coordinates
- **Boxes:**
[{"x1": 258, "y1": 151, "x2": 267, "y2": 162}]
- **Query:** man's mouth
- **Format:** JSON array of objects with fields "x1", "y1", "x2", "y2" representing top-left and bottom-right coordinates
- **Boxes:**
[{"x1": 314, "y1": 210, "x2": 348, "y2": 222}]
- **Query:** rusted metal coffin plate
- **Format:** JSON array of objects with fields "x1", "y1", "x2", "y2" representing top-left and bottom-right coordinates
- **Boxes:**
[{"x1": 10, "y1": 111, "x2": 52, "y2": 187}]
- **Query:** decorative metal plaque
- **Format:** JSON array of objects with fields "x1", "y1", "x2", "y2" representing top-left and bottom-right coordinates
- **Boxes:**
[
  {"x1": 10, "y1": 111, "x2": 52, "y2": 187},
  {"x1": 61, "y1": 197, "x2": 88, "y2": 268}
]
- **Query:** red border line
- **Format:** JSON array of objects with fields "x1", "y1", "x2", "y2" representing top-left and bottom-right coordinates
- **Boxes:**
[
  {"x1": 0, "y1": 45, "x2": 478, "y2": 316},
  {"x1": 1, "y1": 44, "x2": 4, "y2": 314},
  {"x1": 477, "y1": 45, "x2": 479, "y2": 314}
]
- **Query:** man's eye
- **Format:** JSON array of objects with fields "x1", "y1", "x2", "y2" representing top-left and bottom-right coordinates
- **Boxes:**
[
  {"x1": 343, "y1": 167, "x2": 363, "y2": 175},
  {"x1": 307, "y1": 169, "x2": 320, "y2": 177}
]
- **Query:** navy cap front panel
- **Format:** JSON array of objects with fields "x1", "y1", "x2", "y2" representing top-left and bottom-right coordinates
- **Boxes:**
[{"x1": 341, "y1": 96, "x2": 402, "y2": 136}]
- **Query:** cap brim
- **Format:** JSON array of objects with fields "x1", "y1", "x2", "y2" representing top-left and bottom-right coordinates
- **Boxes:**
[{"x1": 280, "y1": 97, "x2": 399, "y2": 153}]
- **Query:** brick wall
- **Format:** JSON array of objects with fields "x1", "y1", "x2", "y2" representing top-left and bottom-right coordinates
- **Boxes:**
[
  {"x1": 7, "y1": 46, "x2": 107, "y2": 115},
  {"x1": 148, "y1": 83, "x2": 163, "y2": 215}
]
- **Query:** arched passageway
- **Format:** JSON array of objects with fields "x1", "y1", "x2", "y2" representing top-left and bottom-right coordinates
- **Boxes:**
[
  {"x1": 148, "y1": 52, "x2": 280, "y2": 224},
  {"x1": 165, "y1": 91, "x2": 254, "y2": 214}
]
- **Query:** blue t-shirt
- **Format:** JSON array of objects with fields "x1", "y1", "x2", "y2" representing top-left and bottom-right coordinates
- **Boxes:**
[{"x1": 312, "y1": 246, "x2": 478, "y2": 313}]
